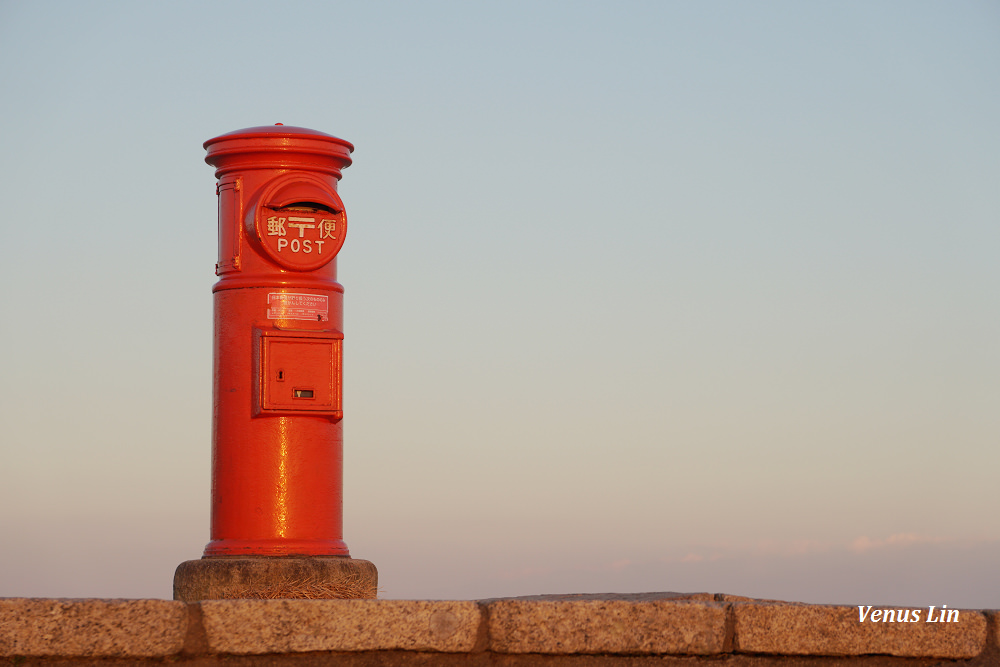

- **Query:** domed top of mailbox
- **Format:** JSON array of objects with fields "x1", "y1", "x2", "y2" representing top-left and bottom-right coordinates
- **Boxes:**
[{"x1": 204, "y1": 124, "x2": 354, "y2": 179}]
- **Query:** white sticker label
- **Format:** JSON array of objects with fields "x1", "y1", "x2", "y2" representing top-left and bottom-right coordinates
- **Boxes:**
[{"x1": 266, "y1": 293, "x2": 329, "y2": 321}]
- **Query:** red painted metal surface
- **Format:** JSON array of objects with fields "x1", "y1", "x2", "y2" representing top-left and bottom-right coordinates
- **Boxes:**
[{"x1": 203, "y1": 124, "x2": 354, "y2": 557}]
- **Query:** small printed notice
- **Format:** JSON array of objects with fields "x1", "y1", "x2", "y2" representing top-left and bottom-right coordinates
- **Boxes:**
[{"x1": 267, "y1": 293, "x2": 329, "y2": 321}]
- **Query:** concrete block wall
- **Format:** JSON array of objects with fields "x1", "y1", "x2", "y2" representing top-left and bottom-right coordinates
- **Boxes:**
[{"x1": 1, "y1": 593, "x2": 997, "y2": 665}]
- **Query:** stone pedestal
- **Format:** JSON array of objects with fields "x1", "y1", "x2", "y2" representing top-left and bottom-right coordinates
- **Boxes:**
[{"x1": 173, "y1": 557, "x2": 377, "y2": 601}]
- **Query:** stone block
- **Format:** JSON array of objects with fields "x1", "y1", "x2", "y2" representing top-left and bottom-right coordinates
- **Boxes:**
[
  {"x1": 174, "y1": 556, "x2": 377, "y2": 601},
  {"x1": 485, "y1": 593, "x2": 726, "y2": 655},
  {"x1": 734, "y1": 602, "x2": 987, "y2": 658},
  {"x1": 0, "y1": 598, "x2": 186, "y2": 658},
  {"x1": 200, "y1": 598, "x2": 482, "y2": 654}
]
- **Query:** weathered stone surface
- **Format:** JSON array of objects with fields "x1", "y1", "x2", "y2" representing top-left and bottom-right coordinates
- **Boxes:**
[
  {"x1": 1, "y1": 593, "x2": 993, "y2": 662},
  {"x1": 174, "y1": 557, "x2": 378, "y2": 601},
  {"x1": 715, "y1": 594, "x2": 791, "y2": 603},
  {"x1": 485, "y1": 594, "x2": 727, "y2": 655},
  {"x1": 200, "y1": 599, "x2": 482, "y2": 654},
  {"x1": 500, "y1": 592, "x2": 714, "y2": 603},
  {"x1": 0, "y1": 598, "x2": 186, "y2": 657},
  {"x1": 734, "y1": 602, "x2": 987, "y2": 658}
]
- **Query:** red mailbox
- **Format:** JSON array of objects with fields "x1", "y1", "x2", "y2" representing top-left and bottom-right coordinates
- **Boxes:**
[
  {"x1": 174, "y1": 125, "x2": 376, "y2": 601},
  {"x1": 204, "y1": 124, "x2": 353, "y2": 557}
]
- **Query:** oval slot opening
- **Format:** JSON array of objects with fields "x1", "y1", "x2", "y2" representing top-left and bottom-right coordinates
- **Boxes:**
[{"x1": 269, "y1": 200, "x2": 339, "y2": 215}]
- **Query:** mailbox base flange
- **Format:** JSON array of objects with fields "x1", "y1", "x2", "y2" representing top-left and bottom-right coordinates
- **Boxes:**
[{"x1": 173, "y1": 557, "x2": 378, "y2": 601}]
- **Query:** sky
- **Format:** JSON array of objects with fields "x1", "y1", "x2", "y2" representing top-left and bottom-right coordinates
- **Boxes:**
[{"x1": 1, "y1": 1, "x2": 998, "y2": 607}]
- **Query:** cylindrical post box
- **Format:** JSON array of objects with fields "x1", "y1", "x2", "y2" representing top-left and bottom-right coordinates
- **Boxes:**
[{"x1": 174, "y1": 125, "x2": 376, "y2": 600}]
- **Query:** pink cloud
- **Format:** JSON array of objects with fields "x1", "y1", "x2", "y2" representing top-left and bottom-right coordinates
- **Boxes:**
[{"x1": 849, "y1": 533, "x2": 950, "y2": 554}]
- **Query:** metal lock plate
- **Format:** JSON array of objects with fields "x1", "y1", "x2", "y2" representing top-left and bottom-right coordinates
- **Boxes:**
[{"x1": 254, "y1": 329, "x2": 343, "y2": 418}]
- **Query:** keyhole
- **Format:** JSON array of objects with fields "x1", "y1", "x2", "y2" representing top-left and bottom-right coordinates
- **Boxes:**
[{"x1": 277, "y1": 370, "x2": 284, "y2": 381}]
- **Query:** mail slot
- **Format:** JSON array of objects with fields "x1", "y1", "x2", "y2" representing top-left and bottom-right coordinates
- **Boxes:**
[{"x1": 248, "y1": 173, "x2": 347, "y2": 272}]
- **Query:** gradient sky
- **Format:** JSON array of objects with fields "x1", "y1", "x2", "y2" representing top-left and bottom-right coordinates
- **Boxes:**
[{"x1": 1, "y1": 1, "x2": 998, "y2": 607}]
